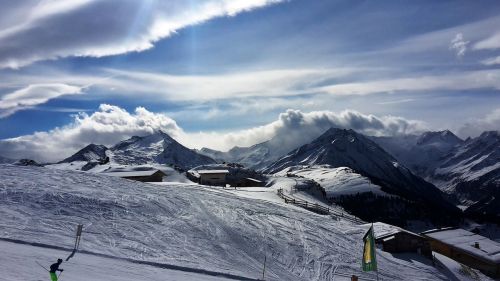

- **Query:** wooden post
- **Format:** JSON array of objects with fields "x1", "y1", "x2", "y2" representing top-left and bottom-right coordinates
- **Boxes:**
[
  {"x1": 351, "y1": 275, "x2": 358, "y2": 281},
  {"x1": 262, "y1": 255, "x2": 267, "y2": 280}
]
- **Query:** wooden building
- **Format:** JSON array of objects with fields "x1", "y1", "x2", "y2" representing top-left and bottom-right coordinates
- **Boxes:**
[
  {"x1": 102, "y1": 170, "x2": 166, "y2": 182},
  {"x1": 371, "y1": 222, "x2": 431, "y2": 257},
  {"x1": 422, "y1": 228, "x2": 500, "y2": 278},
  {"x1": 198, "y1": 170, "x2": 229, "y2": 186}
]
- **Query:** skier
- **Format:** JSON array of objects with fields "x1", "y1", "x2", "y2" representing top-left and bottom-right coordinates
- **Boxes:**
[{"x1": 49, "y1": 259, "x2": 64, "y2": 281}]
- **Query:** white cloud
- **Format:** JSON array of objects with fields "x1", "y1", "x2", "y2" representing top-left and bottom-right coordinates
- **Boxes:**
[
  {"x1": 449, "y1": 33, "x2": 469, "y2": 58},
  {"x1": 457, "y1": 108, "x2": 500, "y2": 138},
  {"x1": 183, "y1": 109, "x2": 427, "y2": 155},
  {"x1": 103, "y1": 68, "x2": 348, "y2": 101},
  {"x1": 481, "y1": 56, "x2": 500, "y2": 65},
  {"x1": 0, "y1": 105, "x2": 426, "y2": 162},
  {"x1": 0, "y1": 104, "x2": 181, "y2": 162},
  {"x1": 0, "y1": 0, "x2": 283, "y2": 68},
  {"x1": 0, "y1": 83, "x2": 83, "y2": 117},
  {"x1": 474, "y1": 32, "x2": 500, "y2": 50},
  {"x1": 319, "y1": 70, "x2": 500, "y2": 96}
]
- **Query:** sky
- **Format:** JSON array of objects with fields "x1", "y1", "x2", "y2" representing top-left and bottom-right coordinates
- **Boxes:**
[{"x1": 1, "y1": 0, "x2": 500, "y2": 162}]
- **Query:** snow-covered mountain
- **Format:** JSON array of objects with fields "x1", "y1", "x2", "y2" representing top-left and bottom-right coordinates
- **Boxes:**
[
  {"x1": 199, "y1": 129, "x2": 331, "y2": 170},
  {"x1": 370, "y1": 130, "x2": 463, "y2": 176},
  {"x1": 59, "y1": 144, "x2": 109, "y2": 164},
  {"x1": 58, "y1": 130, "x2": 216, "y2": 171},
  {"x1": 432, "y1": 131, "x2": 500, "y2": 218},
  {"x1": 264, "y1": 128, "x2": 460, "y2": 224},
  {"x1": 372, "y1": 130, "x2": 500, "y2": 220},
  {"x1": 200, "y1": 138, "x2": 301, "y2": 170}
]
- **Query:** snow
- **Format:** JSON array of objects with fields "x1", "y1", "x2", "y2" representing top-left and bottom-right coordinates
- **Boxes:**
[
  {"x1": 433, "y1": 252, "x2": 494, "y2": 281},
  {"x1": 0, "y1": 164, "x2": 449, "y2": 280},
  {"x1": 47, "y1": 163, "x2": 192, "y2": 183},
  {"x1": 197, "y1": 170, "x2": 230, "y2": 174},
  {"x1": 364, "y1": 222, "x2": 415, "y2": 240},
  {"x1": 424, "y1": 229, "x2": 500, "y2": 263},
  {"x1": 0, "y1": 240, "x2": 235, "y2": 281},
  {"x1": 276, "y1": 165, "x2": 390, "y2": 198}
]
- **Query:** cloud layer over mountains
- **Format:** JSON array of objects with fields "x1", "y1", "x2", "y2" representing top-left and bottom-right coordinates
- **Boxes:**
[{"x1": 0, "y1": 104, "x2": 426, "y2": 162}]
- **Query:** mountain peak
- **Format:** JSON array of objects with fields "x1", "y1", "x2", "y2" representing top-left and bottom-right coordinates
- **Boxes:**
[
  {"x1": 416, "y1": 130, "x2": 462, "y2": 146},
  {"x1": 478, "y1": 130, "x2": 499, "y2": 140},
  {"x1": 59, "y1": 143, "x2": 108, "y2": 163},
  {"x1": 109, "y1": 130, "x2": 215, "y2": 169}
]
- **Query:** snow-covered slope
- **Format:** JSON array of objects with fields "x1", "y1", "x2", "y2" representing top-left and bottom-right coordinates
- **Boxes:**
[
  {"x1": 1, "y1": 240, "x2": 234, "y2": 281},
  {"x1": 264, "y1": 128, "x2": 460, "y2": 224},
  {"x1": 0, "y1": 155, "x2": 15, "y2": 164},
  {"x1": 0, "y1": 164, "x2": 449, "y2": 280},
  {"x1": 276, "y1": 165, "x2": 389, "y2": 198}
]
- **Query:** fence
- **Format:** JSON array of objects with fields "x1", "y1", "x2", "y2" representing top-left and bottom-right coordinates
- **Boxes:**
[
  {"x1": 277, "y1": 188, "x2": 330, "y2": 215},
  {"x1": 277, "y1": 188, "x2": 365, "y2": 224}
]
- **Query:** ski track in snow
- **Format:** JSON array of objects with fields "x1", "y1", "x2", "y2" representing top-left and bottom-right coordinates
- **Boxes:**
[{"x1": 0, "y1": 164, "x2": 449, "y2": 280}]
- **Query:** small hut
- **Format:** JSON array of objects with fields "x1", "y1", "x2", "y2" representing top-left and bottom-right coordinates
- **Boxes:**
[
  {"x1": 102, "y1": 170, "x2": 166, "y2": 182},
  {"x1": 371, "y1": 222, "x2": 432, "y2": 257},
  {"x1": 198, "y1": 170, "x2": 229, "y2": 186}
]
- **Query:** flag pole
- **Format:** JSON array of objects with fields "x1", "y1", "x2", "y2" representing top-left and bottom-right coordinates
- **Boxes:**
[{"x1": 373, "y1": 222, "x2": 378, "y2": 281}]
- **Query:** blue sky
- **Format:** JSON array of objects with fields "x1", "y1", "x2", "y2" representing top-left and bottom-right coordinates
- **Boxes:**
[{"x1": 1, "y1": 0, "x2": 500, "y2": 161}]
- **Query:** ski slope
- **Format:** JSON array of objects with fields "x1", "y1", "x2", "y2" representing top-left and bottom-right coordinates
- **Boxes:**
[
  {"x1": 0, "y1": 164, "x2": 449, "y2": 280},
  {"x1": 0, "y1": 240, "x2": 236, "y2": 281}
]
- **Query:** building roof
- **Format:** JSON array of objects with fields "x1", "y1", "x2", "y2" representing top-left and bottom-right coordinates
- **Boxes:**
[
  {"x1": 197, "y1": 170, "x2": 229, "y2": 174},
  {"x1": 365, "y1": 222, "x2": 423, "y2": 240},
  {"x1": 102, "y1": 170, "x2": 165, "y2": 178},
  {"x1": 422, "y1": 228, "x2": 500, "y2": 264}
]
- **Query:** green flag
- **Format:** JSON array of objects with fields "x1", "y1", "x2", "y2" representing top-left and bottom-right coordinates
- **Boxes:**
[{"x1": 362, "y1": 225, "x2": 378, "y2": 272}]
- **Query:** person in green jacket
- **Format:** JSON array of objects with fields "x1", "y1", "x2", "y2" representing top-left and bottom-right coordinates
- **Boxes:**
[{"x1": 49, "y1": 259, "x2": 64, "y2": 281}]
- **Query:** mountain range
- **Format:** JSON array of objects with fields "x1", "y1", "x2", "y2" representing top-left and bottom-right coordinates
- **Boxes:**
[
  {"x1": 372, "y1": 130, "x2": 500, "y2": 221},
  {"x1": 50, "y1": 126, "x2": 499, "y2": 222}
]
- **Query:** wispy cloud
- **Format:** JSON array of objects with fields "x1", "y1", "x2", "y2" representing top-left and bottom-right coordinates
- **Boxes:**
[
  {"x1": 319, "y1": 70, "x2": 500, "y2": 96},
  {"x1": 458, "y1": 108, "x2": 500, "y2": 138},
  {"x1": 449, "y1": 33, "x2": 469, "y2": 58},
  {"x1": 481, "y1": 56, "x2": 500, "y2": 65},
  {"x1": 474, "y1": 32, "x2": 500, "y2": 50},
  {"x1": 103, "y1": 68, "x2": 352, "y2": 101},
  {"x1": 376, "y1": 98, "x2": 416, "y2": 105},
  {"x1": 0, "y1": 0, "x2": 283, "y2": 68},
  {"x1": 0, "y1": 83, "x2": 83, "y2": 117}
]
